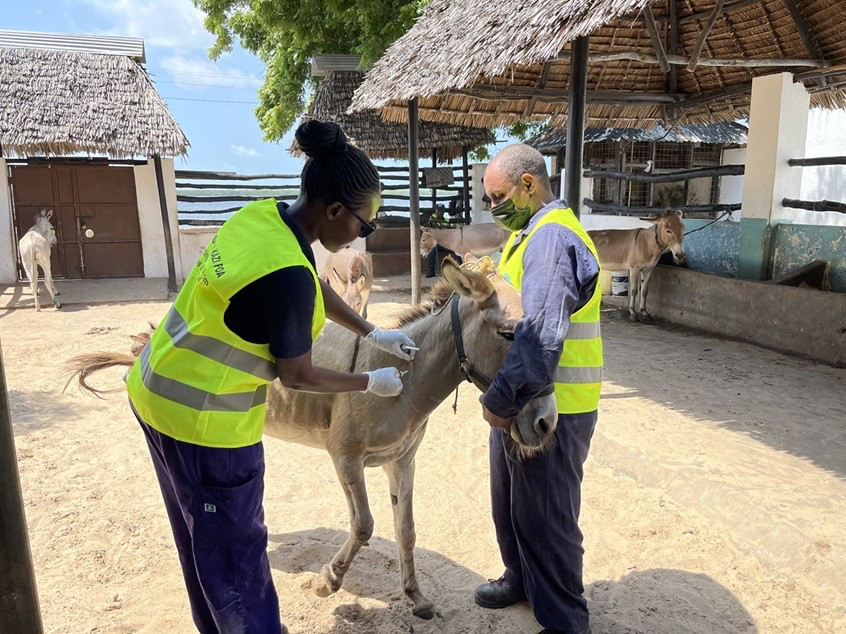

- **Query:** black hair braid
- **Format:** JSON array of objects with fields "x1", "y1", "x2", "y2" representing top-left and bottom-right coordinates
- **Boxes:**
[{"x1": 296, "y1": 120, "x2": 380, "y2": 211}]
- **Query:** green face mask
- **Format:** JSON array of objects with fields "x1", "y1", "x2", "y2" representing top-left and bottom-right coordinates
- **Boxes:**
[{"x1": 490, "y1": 187, "x2": 532, "y2": 232}]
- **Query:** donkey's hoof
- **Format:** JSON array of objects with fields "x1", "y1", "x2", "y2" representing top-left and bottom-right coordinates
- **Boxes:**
[
  {"x1": 54, "y1": 290, "x2": 61, "y2": 296},
  {"x1": 638, "y1": 312, "x2": 654, "y2": 323},
  {"x1": 412, "y1": 603, "x2": 438, "y2": 620},
  {"x1": 54, "y1": 302, "x2": 62, "y2": 309},
  {"x1": 627, "y1": 311, "x2": 638, "y2": 322},
  {"x1": 313, "y1": 565, "x2": 342, "y2": 597}
]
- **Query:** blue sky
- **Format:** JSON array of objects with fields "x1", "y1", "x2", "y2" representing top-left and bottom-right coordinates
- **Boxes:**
[{"x1": 5, "y1": 0, "x2": 308, "y2": 174}]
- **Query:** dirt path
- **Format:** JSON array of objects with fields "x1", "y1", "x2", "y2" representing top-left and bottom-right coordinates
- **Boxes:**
[{"x1": 3, "y1": 294, "x2": 844, "y2": 633}]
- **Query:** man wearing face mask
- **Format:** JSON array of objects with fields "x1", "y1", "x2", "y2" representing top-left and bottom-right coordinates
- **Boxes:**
[{"x1": 472, "y1": 144, "x2": 602, "y2": 634}]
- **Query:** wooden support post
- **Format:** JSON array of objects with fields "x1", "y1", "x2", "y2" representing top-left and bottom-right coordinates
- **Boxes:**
[
  {"x1": 153, "y1": 155, "x2": 178, "y2": 293},
  {"x1": 461, "y1": 147, "x2": 471, "y2": 225},
  {"x1": 783, "y1": 0, "x2": 827, "y2": 88},
  {"x1": 688, "y1": 0, "x2": 726, "y2": 72},
  {"x1": 566, "y1": 36, "x2": 589, "y2": 218},
  {"x1": 408, "y1": 99, "x2": 421, "y2": 305},
  {"x1": 431, "y1": 148, "x2": 438, "y2": 219},
  {"x1": 644, "y1": 5, "x2": 670, "y2": 73},
  {"x1": 0, "y1": 343, "x2": 44, "y2": 634}
]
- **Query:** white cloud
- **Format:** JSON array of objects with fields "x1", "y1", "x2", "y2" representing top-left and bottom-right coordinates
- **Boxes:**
[
  {"x1": 79, "y1": 0, "x2": 213, "y2": 52},
  {"x1": 159, "y1": 55, "x2": 261, "y2": 90},
  {"x1": 231, "y1": 145, "x2": 260, "y2": 158}
]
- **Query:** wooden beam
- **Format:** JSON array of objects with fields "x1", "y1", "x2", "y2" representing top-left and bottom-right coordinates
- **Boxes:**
[
  {"x1": 453, "y1": 86, "x2": 680, "y2": 104},
  {"x1": 794, "y1": 63, "x2": 846, "y2": 82},
  {"x1": 782, "y1": 0, "x2": 827, "y2": 88},
  {"x1": 408, "y1": 98, "x2": 421, "y2": 305},
  {"x1": 584, "y1": 164, "x2": 745, "y2": 182},
  {"x1": 672, "y1": 83, "x2": 751, "y2": 109},
  {"x1": 566, "y1": 36, "x2": 589, "y2": 218},
  {"x1": 644, "y1": 5, "x2": 670, "y2": 73},
  {"x1": 0, "y1": 346, "x2": 44, "y2": 634},
  {"x1": 646, "y1": 0, "x2": 761, "y2": 25},
  {"x1": 782, "y1": 198, "x2": 846, "y2": 214},
  {"x1": 668, "y1": 0, "x2": 679, "y2": 93},
  {"x1": 556, "y1": 50, "x2": 824, "y2": 68},
  {"x1": 526, "y1": 60, "x2": 553, "y2": 117},
  {"x1": 461, "y1": 147, "x2": 471, "y2": 225},
  {"x1": 153, "y1": 155, "x2": 178, "y2": 293},
  {"x1": 688, "y1": 0, "x2": 726, "y2": 72},
  {"x1": 583, "y1": 199, "x2": 742, "y2": 214},
  {"x1": 788, "y1": 156, "x2": 846, "y2": 166}
]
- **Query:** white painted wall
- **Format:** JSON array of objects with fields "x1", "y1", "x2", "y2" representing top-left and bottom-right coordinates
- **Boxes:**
[
  {"x1": 469, "y1": 163, "x2": 493, "y2": 224},
  {"x1": 741, "y1": 73, "x2": 809, "y2": 222},
  {"x1": 134, "y1": 158, "x2": 185, "y2": 283},
  {"x1": 793, "y1": 108, "x2": 846, "y2": 227},
  {"x1": 177, "y1": 226, "x2": 366, "y2": 280},
  {"x1": 0, "y1": 158, "x2": 17, "y2": 283}
]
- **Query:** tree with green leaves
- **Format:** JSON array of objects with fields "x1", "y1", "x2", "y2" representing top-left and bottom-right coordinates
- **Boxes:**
[{"x1": 194, "y1": 0, "x2": 427, "y2": 141}]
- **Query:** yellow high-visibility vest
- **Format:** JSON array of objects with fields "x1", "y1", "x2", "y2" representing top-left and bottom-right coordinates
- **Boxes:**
[
  {"x1": 499, "y1": 206, "x2": 602, "y2": 414},
  {"x1": 127, "y1": 199, "x2": 325, "y2": 447}
]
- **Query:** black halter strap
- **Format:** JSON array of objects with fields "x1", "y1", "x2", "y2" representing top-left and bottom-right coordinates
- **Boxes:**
[{"x1": 449, "y1": 293, "x2": 554, "y2": 398}]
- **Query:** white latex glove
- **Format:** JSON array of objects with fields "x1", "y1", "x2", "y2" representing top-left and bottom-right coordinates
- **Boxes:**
[
  {"x1": 363, "y1": 367, "x2": 404, "y2": 397},
  {"x1": 366, "y1": 327, "x2": 418, "y2": 361}
]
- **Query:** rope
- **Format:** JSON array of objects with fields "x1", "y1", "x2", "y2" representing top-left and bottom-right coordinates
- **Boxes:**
[{"x1": 683, "y1": 210, "x2": 733, "y2": 236}]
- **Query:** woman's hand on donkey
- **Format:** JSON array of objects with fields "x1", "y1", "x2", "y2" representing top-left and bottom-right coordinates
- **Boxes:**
[{"x1": 366, "y1": 328, "x2": 418, "y2": 361}]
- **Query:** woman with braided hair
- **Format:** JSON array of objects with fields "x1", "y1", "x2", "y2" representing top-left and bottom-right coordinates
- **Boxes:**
[{"x1": 126, "y1": 120, "x2": 417, "y2": 633}]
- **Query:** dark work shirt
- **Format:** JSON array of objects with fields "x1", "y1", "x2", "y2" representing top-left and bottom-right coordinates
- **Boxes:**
[
  {"x1": 223, "y1": 202, "x2": 317, "y2": 360},
  {"x1": 482, "y1": 200, "x2": 600, "y2": 419}
]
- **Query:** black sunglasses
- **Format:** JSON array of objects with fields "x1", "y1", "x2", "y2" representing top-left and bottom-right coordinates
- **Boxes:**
[{"x1": 346, "y1": 207, "x2": 377, "y2": 238}]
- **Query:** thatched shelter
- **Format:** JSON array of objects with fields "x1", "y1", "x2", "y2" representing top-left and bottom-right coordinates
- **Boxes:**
[
  {"x1": 351, "y1": 0, "x2": 846, "y2": 129},
  {"x1": 0, "y1": 31, "x2": 190, "y2": 292},
  {"x1": 291, "y1": 71, "x2": 493, "y2": 161},
  {"x1": 0, "y1": 45, "x2": 188, "y2": 158}
]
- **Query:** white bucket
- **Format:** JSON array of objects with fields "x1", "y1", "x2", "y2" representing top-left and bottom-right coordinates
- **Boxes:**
[{"x1": 611, "y1": 271, "x2": 629, "y2": 296}]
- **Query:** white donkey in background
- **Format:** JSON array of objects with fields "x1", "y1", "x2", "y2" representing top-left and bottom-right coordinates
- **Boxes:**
[{"x1": 19, "y1": 209, "x2": 61, "y2": 311}]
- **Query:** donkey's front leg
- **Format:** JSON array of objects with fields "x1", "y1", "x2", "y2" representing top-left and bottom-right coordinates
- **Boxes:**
[
  {"x1": 384, "y1": 453, "x2": 437, "y2": 619},
  {"x1": 313, "y1": 454, "x2": 373, "y2": 598},
  {"x1": 637, "y1": 266, "x2": 655, "y2": 322},
  {"x1": 627, "y1": 266, "x2": 641, "y2": 321}
]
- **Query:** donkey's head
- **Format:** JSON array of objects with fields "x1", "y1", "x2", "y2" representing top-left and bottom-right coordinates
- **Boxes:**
[
  {"x1": 34, "y1": 209, "x2": 57, "y2": 246},
  {"x1": 332, "y1": 256, "x2": 372, "y2": 317},
  {"x1": 643, "y1": 208, "x2": 685, "y2": 263},
  {"x1": 419, "y1": 228, "x2": 436, "y2": 257},
  {"x1": 439, "y1": 257, "x2": 558, "y2": 452}
]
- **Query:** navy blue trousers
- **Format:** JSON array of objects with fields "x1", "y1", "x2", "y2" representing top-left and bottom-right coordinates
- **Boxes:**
[
  {"x1": 136, "y1": 415, "x2": 284, "y2": 634},
  {"x1": 490, "y1": 411, "x2": 597, "y2": 633}
]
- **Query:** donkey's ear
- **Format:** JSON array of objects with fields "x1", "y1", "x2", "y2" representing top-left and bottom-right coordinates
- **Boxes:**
[
  {"x1": 639, "y1": 215, "x2": 659, "y2": 223},
  {"x1": 674, "y1": 209, "x2": 684, "y2": 218},
  {"x1": 442, "y1": 257, "x2": 494, "y2": 303},
  {"x1": 462, "y1": 253, "x2": 481, "y2": 265},
  {"x1": 354, "y1": 274, "x2": 367, "y2": 291},
  {"x1": 331, "y1": 268, "x2": 343, "y2": 284}
]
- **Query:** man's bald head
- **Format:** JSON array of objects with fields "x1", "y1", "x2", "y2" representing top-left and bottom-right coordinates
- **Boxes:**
[{"x1": 489, "y1": 144, "x2": 551, "y2": 189}]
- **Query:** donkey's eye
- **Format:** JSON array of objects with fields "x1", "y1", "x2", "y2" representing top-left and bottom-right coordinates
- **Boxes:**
[{"x1": 498, "y1": 331, "x2": 515, "y2": 341}]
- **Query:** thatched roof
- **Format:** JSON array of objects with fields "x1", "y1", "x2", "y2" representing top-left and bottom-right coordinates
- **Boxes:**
[
  {"x1": 0, "y1": 46, "x2": 188, "y2": 158},
  {"x1": 291, "y1": 71, "x2": 493, "y2": 161},
  {"x1": 529, "y1": 121, "x2": 748, "y2": 153},
  {"x1": 351, "y1": 0, "x2": 846, "y2": 129}
]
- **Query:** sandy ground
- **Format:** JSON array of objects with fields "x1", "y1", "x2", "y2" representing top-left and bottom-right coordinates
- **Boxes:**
[{"x1": 3, "y1": 291, "x2": 845, "y2": 633}]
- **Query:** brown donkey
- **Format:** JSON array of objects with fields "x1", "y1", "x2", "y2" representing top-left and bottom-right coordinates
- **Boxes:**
[
  {"x1": 588, "y1": 208, "x2": 686, "y2": 321},
  {"x1": 66, "y1": 259, "x2": 557, "y2": 620}
]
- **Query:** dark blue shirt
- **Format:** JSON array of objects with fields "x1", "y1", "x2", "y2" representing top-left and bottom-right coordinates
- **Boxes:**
[
  {"x1": 223, "y1": 202, "x2": 317, "y2": 360},
  {"x1": 482, "y1": 200, "x2": 600, "y2": 419}
]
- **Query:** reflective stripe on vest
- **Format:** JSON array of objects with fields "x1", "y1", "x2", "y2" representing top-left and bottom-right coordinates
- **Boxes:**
[
  {"x1": 127, "y1": 198, "x2": 326, "y2": 448},
  {"x1": 137, "y1": 344, "x2": 267, "y2": 412},
  {"x1": 499, "y1": 206, "x2": 603, "y2": 415},
  {"x1": 164, "y1": 307, "x2": 277, "y2": 382}
]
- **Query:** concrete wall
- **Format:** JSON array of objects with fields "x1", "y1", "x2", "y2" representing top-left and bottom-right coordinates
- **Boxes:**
[
  {"x1": 794, "y1": 108, "x2": 846, "y2": 227},
  {"x1": 134, "y1": 158, "x2": 184, "y2": 283},
  {"x1": 0, "y1": 158, "x2": 17, "y2": 283},
  {"x1": 772, "y1": 223, "x2": 846, "y2": 292},
  {"x1": 646, "y1": 265, "x2": 846, "y2": 367}
]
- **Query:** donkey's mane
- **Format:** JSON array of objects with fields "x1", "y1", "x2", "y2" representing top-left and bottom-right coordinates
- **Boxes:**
[{"x1": 394, "y1": 257, "x2": 500, "y2": 327}]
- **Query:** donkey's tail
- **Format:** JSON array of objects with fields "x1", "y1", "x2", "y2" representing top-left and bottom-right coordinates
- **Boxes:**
[{"x1": 63, "y1": 329, "x2": 152, "y2": 398}]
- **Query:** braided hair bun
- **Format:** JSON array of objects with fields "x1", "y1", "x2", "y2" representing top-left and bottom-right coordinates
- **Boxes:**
[{"x1": 295, "y1": 120, "x2": 348, "y2": 159}]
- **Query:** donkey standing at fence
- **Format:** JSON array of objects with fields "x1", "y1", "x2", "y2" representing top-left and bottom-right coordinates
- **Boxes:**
[
  {"x1": 19, "y1": 209, "x2": 61, "y2": 311},
  {"x1": 321, "y1": 247, "x2": 374, "y2": 318},
  {"x1": 420, "y1": 224, "x2": 510, "y2": 259},
  {"x1": 65, "y1": 258, "x2": 557, "y2": 620},
  {"x1": 588, "y1": 208, "x2": 686, "y2": 322}
]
